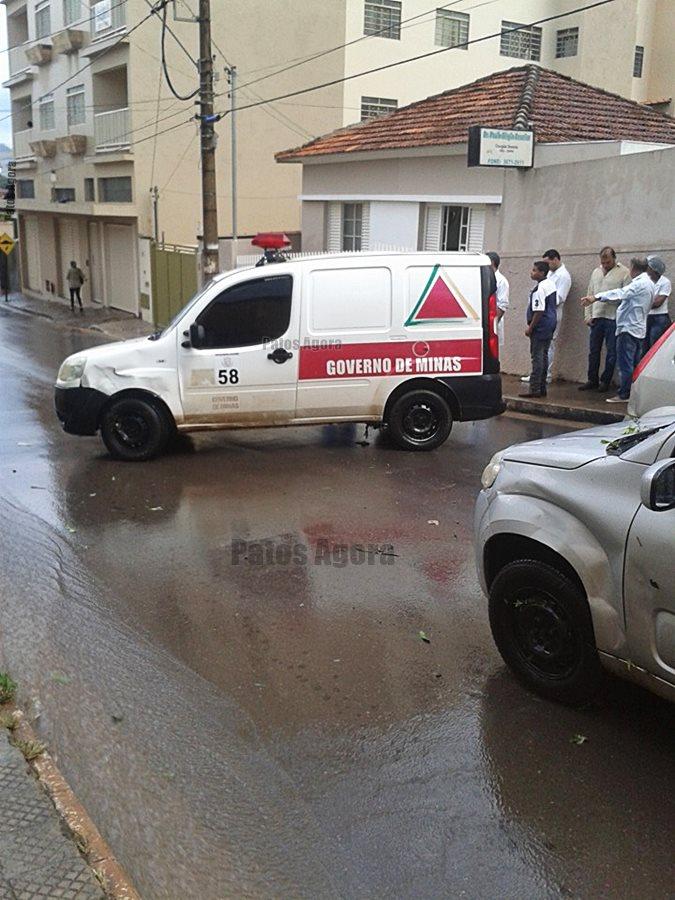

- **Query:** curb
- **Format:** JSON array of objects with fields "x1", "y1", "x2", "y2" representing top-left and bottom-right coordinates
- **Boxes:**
[
  {"x1": 4, "y1": 708, "x2": 140, "y2": 900},
  {"x1": 504, "y1": 395, "x2": 624, "y2": 425}
]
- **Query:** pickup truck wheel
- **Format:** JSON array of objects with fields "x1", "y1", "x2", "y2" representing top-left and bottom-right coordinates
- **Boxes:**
[
  {"x1": 386, "y1": 389, "x2": 452, "y2": 451},
  {"x1": 100, "y1": 397, "x2": 170, "y2": 462},
  {"x1": 489, "y1": 560, "x2": 604, "y2": 706}
]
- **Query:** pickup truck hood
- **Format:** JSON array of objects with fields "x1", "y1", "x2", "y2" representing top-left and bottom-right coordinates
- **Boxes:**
[{"x1": 502, "y1": 413, "x2": 675, "y2": 469}]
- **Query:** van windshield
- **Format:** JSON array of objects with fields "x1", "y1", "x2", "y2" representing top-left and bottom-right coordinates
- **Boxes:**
[{"x1": 150, "y1": 280, "x2": 222, "y2": 340}]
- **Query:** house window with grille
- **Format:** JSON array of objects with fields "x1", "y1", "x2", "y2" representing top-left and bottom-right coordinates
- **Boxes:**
[
  {"x1": 63, "y1": 0, "x2": 80, "y2": 26},
  {"x1": 342, "y1": 203, "x2": 363, "y2": 251},
  {"x1": 66, "y1": 85, "x2": 85, "y2": 127},
  {"x1": 361, "y1": 96, "x2": 398, "y2": 120},
  {"x1": 556, "y1": 27, "x2": 579, "y2": 58},
  {"x1": 35, "y1": 1, "x2": 51, "y2": 39},
  {"x1": 53, "y1": 187, "x2": 76, "y2": 203},
  {"x1": 98, "y1": 176, "x2": 132, "y2": 202},
  {"x1": 441, "y1": 206, "x2": 470, "y2": 251},
  {"x1": 435, "y1": 10, "x2": 469, "y2": 48},
  {"x1": 17, "y1": 180, "x2": 35, "y2": 199},
  {"x1": 39, "y1": 95, "x2": 55, "y2": 131},
  {"x1": 500, "y1": 21, "x2": 542, "y2": 60},
  {"x1": 364, "y1": 0, "x2": 401, "y2": 39},
  {"x1": 633, "y1": 45, "x2": 644, "y2": 77}
]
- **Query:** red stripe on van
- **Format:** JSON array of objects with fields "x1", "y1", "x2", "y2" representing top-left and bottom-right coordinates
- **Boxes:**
[{"x1": 298, "y1": 339, "x2": 483, "y2": 380}]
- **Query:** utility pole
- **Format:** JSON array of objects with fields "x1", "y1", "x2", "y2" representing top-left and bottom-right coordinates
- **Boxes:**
[
  {"x1": 227, "y1": 65, "x2": 238, "y2": 267},
  {"x1": 198, "y1": 0, "x2": 219, "y2": 281},
  {"x1": 151, "y1": 186, "x2": 159, "y2": 243}
]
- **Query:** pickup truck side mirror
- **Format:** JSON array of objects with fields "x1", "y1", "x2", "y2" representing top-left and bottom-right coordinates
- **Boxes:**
[
  {"x1": 189, "y1": 323, "x2": 206, "y2": 349},
  {"x1": 640, "y1": 458, "x2": 675, "y2": 512}
]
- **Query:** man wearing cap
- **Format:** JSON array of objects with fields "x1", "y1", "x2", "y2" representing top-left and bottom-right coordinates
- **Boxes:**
[
  {"x1": 645, "y1": 256, "x2": 672, "y2": 351},
  {"x1": 581, "y1": 257, "x2": 655, "y2": 403}
]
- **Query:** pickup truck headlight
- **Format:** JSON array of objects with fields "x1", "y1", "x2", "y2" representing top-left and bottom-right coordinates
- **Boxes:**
[
  {"x1": 481, "y1": 451, "x2": 504, "y2": 489},
  {"x1": 57, "y1": 357, "x2": 86, "y2": 383}
]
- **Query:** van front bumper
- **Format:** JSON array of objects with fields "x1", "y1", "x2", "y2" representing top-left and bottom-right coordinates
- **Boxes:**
[{"x1": 55, "y1": 386, "x2": 107, "y2": 436}]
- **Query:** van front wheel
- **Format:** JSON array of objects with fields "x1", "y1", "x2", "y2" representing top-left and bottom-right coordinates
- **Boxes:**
[
  {"x1": 100, "y1": 397, "x2": 170, "y2": 461},
  {"x1": 386, "y1": 389, "x2": 452, "y2": 451}
]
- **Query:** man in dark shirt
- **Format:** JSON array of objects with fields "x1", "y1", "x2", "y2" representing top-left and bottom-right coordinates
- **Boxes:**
[{"x1": 520, "y1": 260, "x2": 558, "y2": 398}]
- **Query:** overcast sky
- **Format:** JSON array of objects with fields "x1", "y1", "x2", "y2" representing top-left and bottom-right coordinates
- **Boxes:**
[{"x1": 0, "y1": 12, "x2": 11, "y2": 147}]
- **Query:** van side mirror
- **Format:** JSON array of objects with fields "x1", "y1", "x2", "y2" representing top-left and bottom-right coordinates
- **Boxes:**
[
  {"x1": 640, "y1": 458, "x2": 675, "y2": 511},
  {"x1": 189, "y1": 323, "x2": 206, "y2": 349}
]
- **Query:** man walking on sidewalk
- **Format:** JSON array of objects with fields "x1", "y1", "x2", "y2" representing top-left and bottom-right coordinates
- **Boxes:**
[
  {"x1": 520, "y1": 261, "x2": 558, "y2": 398},
  {"x1": 579, "y1": 246, "x2": 631, "y2": 392},
  {"x1": 645, "y1": 256, "x2": 671, "y2": 351},
  {"x1": 66, "y1": 260, "x2": 85, "y2": 312},
  {"x1": 581, "y1": 257, "x2": 654, "y2": 403}
]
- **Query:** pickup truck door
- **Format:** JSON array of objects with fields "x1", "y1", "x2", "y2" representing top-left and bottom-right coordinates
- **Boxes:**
[{"x1": 623, "y1": 457, "x2": 675, "y2": 685}]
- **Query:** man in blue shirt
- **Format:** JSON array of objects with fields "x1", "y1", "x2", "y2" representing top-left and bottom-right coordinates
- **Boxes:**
[
  {"x1": 582, "y1": 257, "x2": 654, "y2": 403},
  {"x1": 520, "y1": 260, "x2": 558, "y2": 398}
]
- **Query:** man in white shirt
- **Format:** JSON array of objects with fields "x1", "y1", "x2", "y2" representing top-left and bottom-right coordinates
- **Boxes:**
[
  {"x1": 645, "y1": 256, "x2": 672, "y2": 351},
  {"x1": 487, "y1": 251, "x2": 509, "y2": 348},
  {"x1": 520, "y1": 248, "x2": 571, "y2": 382},
  {"x1": 581, "y1": 257, "x2": 655, "y2": 403}
]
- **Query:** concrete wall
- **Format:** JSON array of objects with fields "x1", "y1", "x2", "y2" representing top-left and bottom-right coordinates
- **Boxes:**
[{"x1": 487, "y1": 146, "x2": 675, "y2": 381}]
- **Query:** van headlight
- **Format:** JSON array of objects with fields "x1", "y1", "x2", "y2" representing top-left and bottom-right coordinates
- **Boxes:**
[
  {"x1": 57, "y1": 357, "x2": 86, "y2": 383},
  {"x1": 481, "y1": 451, "x2": 504, "y2": 489}
]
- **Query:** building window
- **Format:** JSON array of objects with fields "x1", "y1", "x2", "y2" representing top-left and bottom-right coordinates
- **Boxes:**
[
  {"x1": 63, "y1": 0, "x2": 80, "y2": 26},
  {"x1": 441, "y1": 206, "x2": 470, "y2": 251},
  {"x1": 196, "y1": 276, "x2": 293, "y2": 349},
  {"x1": 633, "y1": 45, "x2": 644, "y2": 77},
  {"x1": 35, "y1": 1, "x2": 51, "y2": 40},
  {"x1": 364, "y1": 0, "x2": 401, "y2": 40},
  {"x1": 500, "y1": 21, "x2": 542, "y2": 60},
  {"x1": 361, "y1": 96, "x2": 398, "y2": 120},
  {"x1": 17, "y1": 180, "x2": 35, "y2": 199},
  {"x1": 53, "y1": 187, "x2": 76, "y2": 203},
  {"x1": 342, "y1": 203, "x2": 363, "y2": 251},
  {"x1": 84, "y1": 178, "x2": 95, "y2": 201},
  {"x1": 98, "y1": 176, "x2": 132, "y2": 202},
  {"x1": 435, "y1": 9, "x2": 469, "y2": 48},
  {"x1": 67, "y1": 85, "x2": 86, "y2": 127},
  {"x1": 556, "y1": 27, "x2": 579, "y2": 58},
  {"x1": 39, "y1": 95, "x2": 55, "y2": 131}
]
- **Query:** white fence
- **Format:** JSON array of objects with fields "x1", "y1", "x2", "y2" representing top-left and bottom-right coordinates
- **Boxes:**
[
  {"x1": 94, "y1": 108, "x2": 131, "y2": 151},
  {"x1": 12, "y1": 129, "x2": 33, "y2": 159},
  {"x1": 8, "y1": 44, "x2": 30, "y2": 76}
]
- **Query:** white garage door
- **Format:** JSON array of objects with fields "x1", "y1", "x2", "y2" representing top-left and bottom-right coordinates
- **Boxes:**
[
  {"x1": 104, "y1": 224, "x2": 137, "y2": 313},
  {"x1": 23, "y1": 216, "x2": 41, "y2": 292}
]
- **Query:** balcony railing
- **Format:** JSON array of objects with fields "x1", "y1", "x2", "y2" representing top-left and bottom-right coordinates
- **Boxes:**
[
  {"x1": 13, "y1": 128, "x2": 34, "y2": 159},
  {"x1": 91, "y1": 0, "x2": 126, "y2": 38},
  {"x1": 94, "y1": 107, "x2": 131, "y2": 151},
  {"x1": 8, "y1": 43, "x2": 31, "y2": 76}
]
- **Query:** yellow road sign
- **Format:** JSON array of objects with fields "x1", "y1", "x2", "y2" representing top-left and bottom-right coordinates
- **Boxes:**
[{"x1": 0, "y1": 233, "x2": 15, "y2": 256}]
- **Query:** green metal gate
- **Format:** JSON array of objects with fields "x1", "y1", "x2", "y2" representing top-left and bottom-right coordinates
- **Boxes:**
[{"x1": 150, "y1": 242, "x2": 198, "y2": 327}]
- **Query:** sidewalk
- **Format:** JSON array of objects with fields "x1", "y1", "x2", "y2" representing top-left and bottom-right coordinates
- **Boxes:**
[
  {"x1": 0, "y1": 727, "x2": 104, "y2": 898},
  {"x1": 502, "y1": 374, "x2": 625, "y2": 425},
  {"x1": 1, "y1": 290, "x2": 155, "y2": 342}
]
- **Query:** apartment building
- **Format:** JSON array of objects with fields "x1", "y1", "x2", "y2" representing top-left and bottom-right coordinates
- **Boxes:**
[{"x1": 3, "y1": 0, "x2": 673, "y2": 317}]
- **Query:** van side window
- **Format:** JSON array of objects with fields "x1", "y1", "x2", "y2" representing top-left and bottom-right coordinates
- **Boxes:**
[{"x1": 197, "y1": 276, "x2": 293, "y2": 349}]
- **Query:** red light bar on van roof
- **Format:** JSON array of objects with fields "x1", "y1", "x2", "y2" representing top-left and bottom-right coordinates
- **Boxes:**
[{"x1": 252, "y1": 232, "x2": 291, "y2": 251}]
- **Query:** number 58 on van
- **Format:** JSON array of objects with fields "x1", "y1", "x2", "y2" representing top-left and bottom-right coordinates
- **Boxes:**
[{"x1": 55, "y1": 249, "x2": 505, "y2": 461}]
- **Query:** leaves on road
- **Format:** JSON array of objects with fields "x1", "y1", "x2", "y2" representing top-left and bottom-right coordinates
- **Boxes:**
[
  {"x1": 570, "y1": 733, "x2": 588, "y2": 746},
  {"x1": 418, "y1": 630, "x2": 431, "y2": 644}
]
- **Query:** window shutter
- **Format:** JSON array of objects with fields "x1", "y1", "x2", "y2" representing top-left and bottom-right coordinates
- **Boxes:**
[
  {"x1": 361, "y1": 202, "x2": 370, "y2": 250},
  {"x1": 466, "y1": 206, "x2": 486, "y2": 253},
  {"x1": 423, "y1": 204, "x2": 442, "y2": 251},
  {"x1": 326, "y1": 202, "x2": 341, "y2": 251}
]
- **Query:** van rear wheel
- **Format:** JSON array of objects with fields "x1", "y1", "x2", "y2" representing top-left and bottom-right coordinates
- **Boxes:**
[
  {"x1": 386, "y1": 389, "x2": 452, "y2": 451},
  {"x1": 100, "y1": 396, "x2": 170, "y2": 462}
]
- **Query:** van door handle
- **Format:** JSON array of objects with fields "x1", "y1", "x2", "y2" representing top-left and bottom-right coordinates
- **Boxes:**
[{"x1": 267, "y1": 347, "x2": 293, "y2": 364}]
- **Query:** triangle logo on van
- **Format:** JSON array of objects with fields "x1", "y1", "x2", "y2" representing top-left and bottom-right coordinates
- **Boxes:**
[{"x1": 405, "y1": 265, "x2": 478, "y2": 326}]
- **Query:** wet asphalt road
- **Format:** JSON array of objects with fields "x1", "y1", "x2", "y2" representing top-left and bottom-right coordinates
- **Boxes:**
[{"x1": 0, "y1": 307, "x2": 673, "y2": 900}]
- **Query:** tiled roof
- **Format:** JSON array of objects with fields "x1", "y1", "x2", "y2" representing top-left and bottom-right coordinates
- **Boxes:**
[{"x1": 277, "y1": 65, "x2": 675, "y2": 161}]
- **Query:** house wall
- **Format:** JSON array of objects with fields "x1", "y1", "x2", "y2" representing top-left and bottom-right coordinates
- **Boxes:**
[{"x1": 487, "y1": 146, "x2": 675, "y2": 382}]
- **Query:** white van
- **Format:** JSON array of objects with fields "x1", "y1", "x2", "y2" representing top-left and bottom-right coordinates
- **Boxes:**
[{"x1": 55, "y1": 251, "x2": 505, "y2": 461}]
